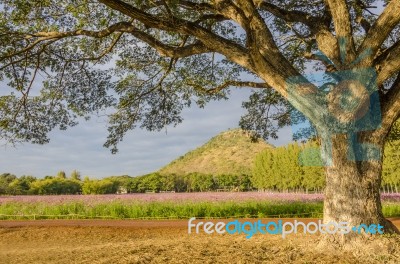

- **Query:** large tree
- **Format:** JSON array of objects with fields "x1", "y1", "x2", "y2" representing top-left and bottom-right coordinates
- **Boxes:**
[{"x1": 1, "y1": 0, "x2": 400, "y2": 236}]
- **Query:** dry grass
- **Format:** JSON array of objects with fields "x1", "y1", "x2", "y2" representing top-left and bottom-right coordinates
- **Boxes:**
[{"x1": 0, "y1": 225, "x2": 399, "y2": 264}]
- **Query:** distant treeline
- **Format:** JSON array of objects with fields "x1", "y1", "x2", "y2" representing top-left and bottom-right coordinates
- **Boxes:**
[
  {"x1": 128, "y1": 173, "x2": 252, "y2": 192},
  {"x1": 0, "y1": 171, "x2": 124, "y2": 195},
  {"x1": 1, "y1": 139, "x2": 399, "y2": 195},
  {"x1": 252, "y1": 140, "x2": 400, "y2": 193},
  {"x1": 0, "y1": 171, "x2": 252, "y2": 195},
  {"x1": 252, "y1": 141, "x2": 325, "y2": 193}
]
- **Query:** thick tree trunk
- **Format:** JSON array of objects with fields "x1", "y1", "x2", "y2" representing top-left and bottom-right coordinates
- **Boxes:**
[{"x1": 322, "y1": 134, "x2": 399, "y2": 241}]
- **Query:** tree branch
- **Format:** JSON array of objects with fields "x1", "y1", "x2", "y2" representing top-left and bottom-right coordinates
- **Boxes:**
[
  {"x1": 175, "y1": 1, "x2": 214, "y2": 12},
  {"x1": 194, "y1": 14, "x2": 227, "y2": 24},
  {"x1": 304, "y1": 52, "x2": 337, "y2": 72},
  {"x1": 256, "y1": 0, "x2": 340, "y2": 66},
  {"x1": 219, "y1": 1, "x2": 325, "y2": 122},
  {"x1": 129, "y1": 31, "x2": 211, "y2": 58},
  {"x1": 29, "y1": 21, "x2": 134, "y2": 39},
  {"x1": 256, "y1": 1, "x2": 321, "y2": 28},
  {"x1": 370, "y1": 74, "x2": 400, "y2": 139},
  {"x1": 354, "y1": 0, "x2": 372, "y2": 33},
  {"x1": 98, "y1": 0, "x2": 254, "y2": 70},
  {"x1": 234, "y1": 1, "x2": 280, "y2": 55},
  {"x1": 357, "y1": 0, "x2": 400, "y2": 67},
  {"x1": 376, "y1": 40, "x2": 400, "y2": 85},
  {"x1": 2, "y1": 22, "x2": 212, "y2": 67},
  {"x1": 187, "y1": 80, "x2": 270, "y2": 94},
  {"x1": 325, "y1": 0, "x2": 356, "y2": 64},
  {"x1": 0, "y1": 22, "x2": 134, "y2": 62}
]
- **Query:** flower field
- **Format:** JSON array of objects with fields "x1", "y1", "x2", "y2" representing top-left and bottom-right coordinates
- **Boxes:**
[
  {"x1": 0, "y1": 192, "x2": 399, "y2": 220},
  {"x1": 0, "y1": 192, "x2": 327, "y2": 204}
]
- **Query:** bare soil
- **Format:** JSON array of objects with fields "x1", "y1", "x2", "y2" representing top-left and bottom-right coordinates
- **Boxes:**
[{"x1": 0, "y1": 218, "x2": 399, "y2": 264}]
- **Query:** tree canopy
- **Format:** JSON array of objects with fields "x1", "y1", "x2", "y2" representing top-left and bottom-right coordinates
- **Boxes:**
[{"x1": 1, "y1": 0, "x2": 399, "y2": 152}]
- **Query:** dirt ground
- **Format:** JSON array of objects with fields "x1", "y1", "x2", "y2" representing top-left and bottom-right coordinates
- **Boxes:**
[{"x1": 0, "y1": 219, "x2": 399, "y2": 264}]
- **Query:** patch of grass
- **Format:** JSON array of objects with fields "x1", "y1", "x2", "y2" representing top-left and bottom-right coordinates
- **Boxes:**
[
  {"x1": 0, "y1": 201, "x2": 399, "y2": 220},
  {"x1": 0, "y1": 201, "x2": 322, "y2": 220},
  {"x1": 382, "y1": 203, "x2": 400, "y2": 217}
]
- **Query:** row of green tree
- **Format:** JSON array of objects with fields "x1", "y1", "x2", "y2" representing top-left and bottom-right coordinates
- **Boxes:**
[
  {"x1": 382, "y1": 139, "x2": 400, "y2": 193},
  {"x1": 252, "y1": 139, "x2": 400, "y2": 193},
  {"x1": 0, "y1": 171, "x2": 122, "y2": 195},
  {"x1": 0, "y1": 171, "x2": 253, "y2": 195},
  {"x1": 126, "y1": 173, "x2": 252, "y2": 193},
  {"x1": 252, "y1": 141, "x2": 325, "y2": 193}
]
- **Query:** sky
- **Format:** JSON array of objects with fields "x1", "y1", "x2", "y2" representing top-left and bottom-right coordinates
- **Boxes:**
[{"x1": 0, "y1": 88, "x2": 293, "y2": 179}]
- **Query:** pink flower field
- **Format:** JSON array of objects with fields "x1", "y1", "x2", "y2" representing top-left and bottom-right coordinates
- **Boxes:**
[{"x1": 0, "y1": 192, "x2": 399, "y2": 205}]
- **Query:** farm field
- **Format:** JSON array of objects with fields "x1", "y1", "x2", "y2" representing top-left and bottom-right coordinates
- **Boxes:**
[
  {"x1": 0, "y1": 219, "x2": 400, "y2": 264},
  {"x1": 1, "y1": 193, "x2": 400, "y2": 220},
  {"x1": 1, "y1": 193, "x2": 399, "y2": 263}
]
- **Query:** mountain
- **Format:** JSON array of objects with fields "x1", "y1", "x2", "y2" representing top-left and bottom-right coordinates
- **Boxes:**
[{"x1": 158, "y1": 129, "x2": 274, "y2": 176}]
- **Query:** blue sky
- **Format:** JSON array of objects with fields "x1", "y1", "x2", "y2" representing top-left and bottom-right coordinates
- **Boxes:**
[{"x1": 0, "y1": 88, "x2": 293, "y2": 179}]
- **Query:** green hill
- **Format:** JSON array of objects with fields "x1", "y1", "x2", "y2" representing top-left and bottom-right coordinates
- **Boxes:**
[{"x1": 159, "y1": 129, "x2": 274, "y2": 176}]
